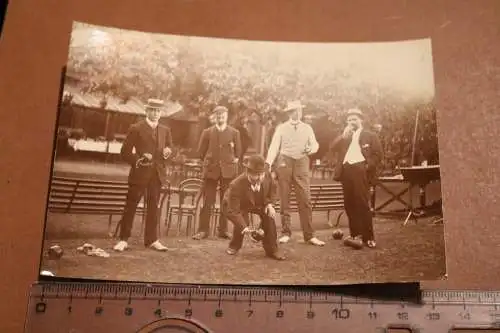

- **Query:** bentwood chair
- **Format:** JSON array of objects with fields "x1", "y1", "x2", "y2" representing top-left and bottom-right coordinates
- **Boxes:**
[{"x1": 165, "y1": 178, "x2": 203, "y2": 237}]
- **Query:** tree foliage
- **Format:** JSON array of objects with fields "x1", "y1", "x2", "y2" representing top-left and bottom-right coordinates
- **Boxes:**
[{"x1": 66, "y1": 24, "x2": 434, "y2": 126}]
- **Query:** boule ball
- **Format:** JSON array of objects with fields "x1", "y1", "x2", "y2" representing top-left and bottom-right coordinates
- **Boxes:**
[
  {"x1": 332, "y1": 229, "x2": 344, "y2": 240},
  {"x1": 250, "y1": 228, "x2": 265, "y2": 242},
  {"x1": 48, "y1": 245, "x2": 64, "y2": 260}
]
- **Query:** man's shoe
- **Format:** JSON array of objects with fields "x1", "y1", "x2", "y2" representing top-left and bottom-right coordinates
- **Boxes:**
[
  {"x1": 192, "y1": 232, "x2": 208, "y2": 240},
  {"x1": 307, "y1": 237, "x2": 325, "y2": 246},
  {"x1": 113, "y1": 240, "x2": 128, "y2": 252},
  {"x1": 217, "y1": 232, "x2": 231, "y2": 240},
  {"x1": 226, "y1": 248, "x2": 238, "y2": 255},
  {"x1": 365, "y1": 240, "x2": 377, "y2": 249},
  {"x1": 267, "y1": 251, "x2": 286, "y2": 261},
  {"x1": 343, "y1": 236, "x2": 363, "y2": 249},
  {"x1": 278, "y1": 235, "x2": 290, "y2": 244},
  {"x1": 149, "y1": 240, "x2": 168, "y2": 252}
]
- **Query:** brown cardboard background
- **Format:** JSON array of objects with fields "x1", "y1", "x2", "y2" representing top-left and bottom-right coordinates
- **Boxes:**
[{"x1": 1, "y1": 0, "x2": 499, "y2": 331}]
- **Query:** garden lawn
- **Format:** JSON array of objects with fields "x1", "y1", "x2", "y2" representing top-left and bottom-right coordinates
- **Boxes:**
[{"x1": 40, "y1": 213, "x2": 446, "y2": 285}]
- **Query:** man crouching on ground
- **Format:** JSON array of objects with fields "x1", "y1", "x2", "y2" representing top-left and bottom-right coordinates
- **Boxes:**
[{"x1": 222, "y1": 154, "x2": 286, "y2": 261}]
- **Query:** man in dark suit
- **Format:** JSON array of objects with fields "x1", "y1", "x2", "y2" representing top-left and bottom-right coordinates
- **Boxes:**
[
  {"x1": 113, "y1": 99, "x2": 173, "y2": 252},
  {"x1": 192, "y1": 105, "x2": 242, "y2": 240},
  {"x1": 235, "y1": 116, "x2": 252, "y2": 160},
  {"x1": 330, "y1": 108, "x2": 383, "y2": 249},
  {"x1": 223, "y1": 155, "x2": 285, "y2": 260}
]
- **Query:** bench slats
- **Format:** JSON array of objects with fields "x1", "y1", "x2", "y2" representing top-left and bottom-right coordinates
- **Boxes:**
[
  {"x1": 273, "y1": 183, "x2": 345, "y2": 213},
  {"x1": 49, "y1": 198, "x2": 144, "y2": 207},
  {"x1": 50, "y1": 191, "x2": 128, "y2": 198},
  {"x1": 48, "y1": 177, "x2": 146, "y2": 217},
  {"x1": 48, "y1": 176, "x2": 345, "y2": 217}
]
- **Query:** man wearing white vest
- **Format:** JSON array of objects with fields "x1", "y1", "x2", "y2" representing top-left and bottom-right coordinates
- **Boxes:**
[
  {"x1": 265, "y1": 100, "x2": 325, "y2": 246},
  {"x1": 330, "y1": 108, "x2": 383, "y2": 249}
]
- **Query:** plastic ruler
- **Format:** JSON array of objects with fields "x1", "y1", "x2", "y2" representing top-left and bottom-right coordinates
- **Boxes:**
[{"x1": 24, "y1": 282, "x2": 500, "y2": 332}]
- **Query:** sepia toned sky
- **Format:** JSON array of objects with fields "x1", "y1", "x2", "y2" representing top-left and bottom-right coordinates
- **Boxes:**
[{"x1": 69, "y1": 22, "x2": 436, "y2": 102}]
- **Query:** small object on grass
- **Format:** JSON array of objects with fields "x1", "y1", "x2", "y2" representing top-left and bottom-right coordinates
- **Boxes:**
[
  {"x1": 77, "y1": 243, "x2": 110, "y2": 257},
  {"x1": 86, "y1": 248, "x2": 110, "y2": 258},
  {"x1": 332, "y1": 229, "x2": 344, "y2": 240},
  {"x1": 48, "y1": 245, "x2": 64, "y2": 260},
  {"x1": 77, "y1": 243, "x2": 95, "y2": 254},
  {"x1": 40, "y1": 270, "x2": 55, "y2": 277}
]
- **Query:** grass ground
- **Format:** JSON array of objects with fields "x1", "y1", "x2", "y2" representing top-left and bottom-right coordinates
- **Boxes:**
[
  {"x1": 40, "y1": 159, "x2": 446, "y2": 285},
  {"x1": 40, "y1": 212, "x2": 446, "y2": 285}
]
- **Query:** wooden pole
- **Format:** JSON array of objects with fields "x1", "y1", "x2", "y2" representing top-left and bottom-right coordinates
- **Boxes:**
[
  {"x1": 410, "y1": 108, "x2": 420, "y2": 166},
  {"x1": 104, "y1": 111, "x2": 111, "y2": 139}
]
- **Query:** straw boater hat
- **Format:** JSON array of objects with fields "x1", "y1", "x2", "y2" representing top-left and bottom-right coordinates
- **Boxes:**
[
  {"x1": 346, "y1": 108, "x2": 364, "y2": 119},
  {"x1": 145, "y1": 98, "x2": 164, "y2": 110},
  {"x1": 282, "y1": 100, "x2": 306, "y2": 113}
]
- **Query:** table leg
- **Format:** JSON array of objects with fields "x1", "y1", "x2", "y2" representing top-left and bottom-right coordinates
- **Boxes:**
[
  {"x1": 404, "y1": 183, "x2": 432, "y2": 226},
  {"x1": 403, "y1": 184, "x2": 415, "y2": 226},
  {"x1": 419, "y1": 185, "x2": 426, "y2": 208},
  {"x1": 404, "y1": 210, "x2": 413, "y2": 225},
  {"x1": 432, "y1": 217, "x2": 444, "y2": 225}
]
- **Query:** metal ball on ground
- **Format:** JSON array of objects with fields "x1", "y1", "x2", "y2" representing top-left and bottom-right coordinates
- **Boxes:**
[{"x1": 332, "y1": 229, "x2": 344, "y2": 240}]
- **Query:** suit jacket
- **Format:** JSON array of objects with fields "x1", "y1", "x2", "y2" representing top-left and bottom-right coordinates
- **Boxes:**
[
  {"x1": 329, "y1": 129, "x2": 383, "y2": 185},
  {"x1": 121, "y1": 120, "x2": 173, "y2": 186},
  {"x1": 197, "y1": 125, "x2": 242, "y2": 179},
  {"x1": 235, "y1": 125, "x2": 252, "y2": 158},
  {"x1": 222, "y1": 173, "x2": 278, "y2": 228}
]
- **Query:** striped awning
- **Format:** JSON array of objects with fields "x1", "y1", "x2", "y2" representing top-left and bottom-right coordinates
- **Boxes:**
[{"x1": 63, "y1": 84, "x2": 183, "y2": 117}]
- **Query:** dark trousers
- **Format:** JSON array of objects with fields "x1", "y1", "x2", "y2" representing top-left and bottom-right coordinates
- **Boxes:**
[
  {"x1": 228, "y1": 209, "x2": 278, "y2": 256},
  {"x1": 198, "y1": 177, "x2": 231, "y2": 234},
  {"x1": 119, "y1": 174, "x2": 161, "y2": 246},
  {"x1": 340, "y1": 162, "x2": 374, "y2": 242}
]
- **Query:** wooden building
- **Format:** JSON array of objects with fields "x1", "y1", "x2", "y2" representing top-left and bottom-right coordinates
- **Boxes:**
[{"x1": 57, "y1": 84, "x2": 264, "y2": 156}]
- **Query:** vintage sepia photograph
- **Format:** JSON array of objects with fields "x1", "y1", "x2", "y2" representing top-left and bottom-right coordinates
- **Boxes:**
[{"x1": 40, "y1": 21, "x2": 446, "y2": 285}]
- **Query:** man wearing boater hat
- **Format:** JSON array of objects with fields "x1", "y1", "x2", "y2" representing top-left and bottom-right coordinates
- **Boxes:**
[
  {"x1": 265, "y1": 100, "x2": 325, "y2": 246},
  {"x1": 193, "y1": 105, "x2": 242, "y2": 240},
  {"x1": 222, "y1": 154, "x2": 285, "y2": 260},
  {"x1": 329, "y1": 108, "x2": 383, "y2": 249},
  {"x1": 113, "y1": 98, "x2": 173, "y2": 252}
]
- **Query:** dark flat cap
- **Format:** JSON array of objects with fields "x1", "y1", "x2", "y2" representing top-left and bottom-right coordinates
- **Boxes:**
[{"x1": 211, "y1": 105, "x2": 229, "y2": 114}]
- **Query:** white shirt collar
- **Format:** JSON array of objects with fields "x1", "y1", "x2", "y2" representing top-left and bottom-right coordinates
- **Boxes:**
[
  {"x1": 248, "y1": 178, "x2": 261, "y2": 191},
  {"x1": 216, "y1": 123, "x2": 227, "y2": 131},
  {"x1": 146, "y1": 118, "x2": 158, "y2": 129}
]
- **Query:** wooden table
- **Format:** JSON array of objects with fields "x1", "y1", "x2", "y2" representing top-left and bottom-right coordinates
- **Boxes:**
[
  {"x1": 373, "y1": 166, "x2": 442, "y2": 225},
  {"x1": 373, "y1": 175, "x2": 412, "y2": 216},
  {"x1": 399, "y1": 165, "x2": 441, "y2": 225}
]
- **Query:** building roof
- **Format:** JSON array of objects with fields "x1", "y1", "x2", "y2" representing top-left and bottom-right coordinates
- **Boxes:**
[{"x1": 63, "y1": 84, "x2": 183, "y2": 117}]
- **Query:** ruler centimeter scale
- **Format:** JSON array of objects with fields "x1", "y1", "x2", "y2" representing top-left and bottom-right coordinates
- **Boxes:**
[{"x1": 25, "y1": 282, "x2": 500, "y2": 333}]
